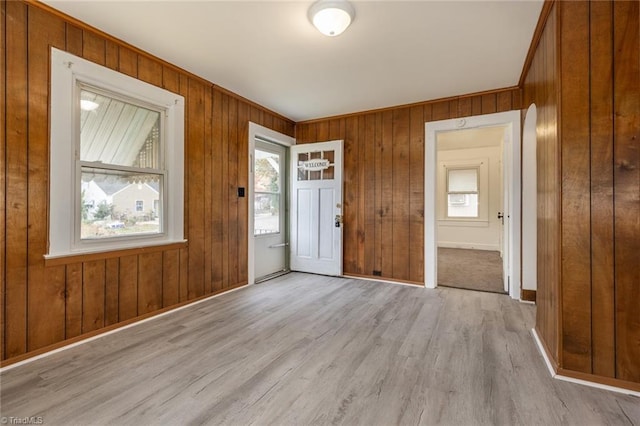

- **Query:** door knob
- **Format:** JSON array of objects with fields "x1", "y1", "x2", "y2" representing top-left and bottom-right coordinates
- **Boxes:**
[{"x1": 335, "y1": 214, "x2": 342, "y2": 228}]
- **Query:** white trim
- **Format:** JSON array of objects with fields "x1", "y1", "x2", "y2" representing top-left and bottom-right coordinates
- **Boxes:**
[
  {"x1": 522, "y1": 104, "x2": 538, "y2": 291},
  {"x1": 49, "y1": 48, "x2": 184, "y2": 257},
  {"x1": 531, "y1": 327, "x2": 556, "y2": 377},
  {"x1": 0, "y1": 284, "x2": 248, "y2": 373},
  {"x1": 248, "y1": 122, "x2": 295, "y2": 285},
  {"x1": 425, "y1": 111, "x2": 521, "y2": 299},
  {"x1": 531, "y1": 328, "x2": 640, "y2": 398}
]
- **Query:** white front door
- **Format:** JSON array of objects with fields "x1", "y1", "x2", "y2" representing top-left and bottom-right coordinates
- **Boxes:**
[
  {"x1": 253, "y1": 139, "x2": 288, "y2": 281},
  {"x1": 290, "y1": 141, "x2": 343, "y2": 276}
]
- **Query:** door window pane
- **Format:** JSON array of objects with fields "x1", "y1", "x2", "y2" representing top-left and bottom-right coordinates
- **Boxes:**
[
  {"x1": 254, "y1": 148, "x2": 281, "y2": 236},
  {"x1": 296, "y1": 150, "x2": 335, "y2": 181},
  {"x1": 254, "y1": 194, "x2": 280, "y2": 235},
  {"x1": 254, "y1": 149, "x2": 280, "y2": 192}
]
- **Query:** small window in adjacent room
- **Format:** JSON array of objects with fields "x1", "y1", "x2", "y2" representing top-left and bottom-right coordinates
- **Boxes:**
[
  {"x1": 48, "y1": 48, "x2": 185, "y2": 258},
  {"x1": 446, "y1": 167, "x2": 479, "y2": 218}
]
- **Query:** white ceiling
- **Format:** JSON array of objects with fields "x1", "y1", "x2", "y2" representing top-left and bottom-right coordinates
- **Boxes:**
[{"x1": 42, "y1": 0, "x2": 543, "y2": 122}]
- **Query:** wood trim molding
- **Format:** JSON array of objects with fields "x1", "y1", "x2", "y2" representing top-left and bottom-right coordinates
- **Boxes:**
[
  {"x1": 521, "y1": 289, "x2": 536, "y2": 302},
  {"x1": 518, "y1": 0, "x2": 557, "y2": 87},
  {"x1": 25, "y1": 0, "x2": 295, "y2": 124},
  {"x1": 0, "y1": 282, "x2": 248, "y2": 368},
  {"x1": 297, "y1": 86, "x2": 521, "y2": 125},
  {"x1": 43, "y1": 241, "x2": 188, "y2": 267}
]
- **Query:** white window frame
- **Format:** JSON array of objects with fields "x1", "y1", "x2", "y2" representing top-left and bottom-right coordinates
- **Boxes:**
[
  {"x1": 437, "y1": 158, "x2": 489, "y2": 225},
  {"x1": 48, "y1": 48, "x2": 185, "y2": 258}
]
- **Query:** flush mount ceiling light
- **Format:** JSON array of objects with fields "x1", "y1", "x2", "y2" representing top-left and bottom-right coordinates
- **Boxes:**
[{"x1": 308, "y1": 0, "x2": 355, "y2": 37}]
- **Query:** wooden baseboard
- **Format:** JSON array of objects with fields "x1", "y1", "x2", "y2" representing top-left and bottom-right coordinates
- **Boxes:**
[{"x1": 521, "y1": 289, "x2": 536, "y2": 302}]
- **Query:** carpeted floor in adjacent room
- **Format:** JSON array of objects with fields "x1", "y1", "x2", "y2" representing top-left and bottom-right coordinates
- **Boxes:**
[{"x1": 438, "y1": 247, "x2": 505, "y2": 294}]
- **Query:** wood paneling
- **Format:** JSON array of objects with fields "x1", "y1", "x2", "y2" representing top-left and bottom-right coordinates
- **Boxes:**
[
  {"x1": 612, "y1": 0, "x2": 639, "y2": 383},
  {"x1": 5, "y1": 0, "x2": 29, "y2": 358},
  {"x1": 137, "y1": 252, "x2": 163, "y2": 315},
  {"x1": 0, "y1": 0, "x2": 6, "y2": 361},
  {"x1": 523, "y1": 0, "x2": 640, "y2": 389},
  {"x1": 186, "y1": 78, "x2": 205, "y2": 299},
  {"x1": 391, "y1": 108, "x2": 410, "y2": 281},
  {"x1": 2, "y1": 0, "x2": 294, "y2": 363},
  {"x1": 589, "y1": 0, "x2": 615, "y2": 379},
  {"x1": 105, "y1": 258, "x2": 119, "y2": 326},
  {"x1": 297, "y1": 88, "x2": 521, "y2": 284},
  {"x1": 409, "y1": 106, "x2": 424, "y2": 283},
  {"x1": 559, "y1": 0, "x2": 592, "y2": 374},
  {"x1": 82, "y1": 260, "x2": 106, "y2": 333},
  {"x1": 65, "y1": 263, "x2": 83, "y2": 339},
  {"x1": 27, "y1": 5, "x2": 67, "y2": 353}
]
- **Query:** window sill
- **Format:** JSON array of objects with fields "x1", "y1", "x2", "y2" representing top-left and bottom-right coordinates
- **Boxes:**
[{"x1": 44, "y1": 240, "x2": 188, "y2": 267}]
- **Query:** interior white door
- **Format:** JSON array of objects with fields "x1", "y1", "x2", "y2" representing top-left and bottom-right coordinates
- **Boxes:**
[
  {"x1": 253, "y1": 140, "x2": 288, "y2": 281},
  {"x1": 290, "y1": 140, "x2": 343, "y2": 276}
]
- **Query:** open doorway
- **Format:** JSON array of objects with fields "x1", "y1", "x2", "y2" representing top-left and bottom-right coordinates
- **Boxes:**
[
  {"x1": 425, "y1": 110, "x2": 522, "y2": 300},
  {"x1": 436, "y1": 126, "x2": 507, "y2": 294}
]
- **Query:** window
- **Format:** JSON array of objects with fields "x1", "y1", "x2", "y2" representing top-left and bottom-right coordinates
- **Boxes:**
[
  {"x1": 254, "y1": 148, "x2": 282, "y2": 235},
  {"x1": 296, "y1": 150, "x2": 335, "y2": 181},
  {"x1": 79, "y1": 86, "x2": 163, "y2": 239},
  {"x1": 446, "y1": 167, "x2": 479, "y2": 218},
  {"x1": 48, "y1": 48, "x2": 185, "y2": 258}
]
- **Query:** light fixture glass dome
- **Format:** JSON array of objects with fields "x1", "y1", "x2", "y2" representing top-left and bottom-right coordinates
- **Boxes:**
[{"x1": 309, "y1": 0, "x2": 355, "y2": 37}]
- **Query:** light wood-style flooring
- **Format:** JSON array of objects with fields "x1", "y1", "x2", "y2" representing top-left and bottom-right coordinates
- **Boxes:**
[{"x1": 1, "y1": 273, "x2": 638, "y2": 425}]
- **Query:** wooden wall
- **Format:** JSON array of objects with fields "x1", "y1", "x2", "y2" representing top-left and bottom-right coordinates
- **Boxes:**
[
  {"x1": 523, "y1": 0, "x2": 639, "y2": 388},
  {"x1": 1, "y1": 0, "x2": 294, "y2": 363},
  {"x1": 296, "y1": 88, "x2": 522, "y2": 285},
  {"x1": 522, "y1": 1, "x2": 561, "y2": 369}
]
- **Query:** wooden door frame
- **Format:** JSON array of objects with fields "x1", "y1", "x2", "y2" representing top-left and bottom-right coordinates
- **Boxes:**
[
  {"x1": 424, "y1": 111, "x2": 522, "y2": 300},
  {"x1": 247, "y1": 122, "x2": 296, "y2": 286}
]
